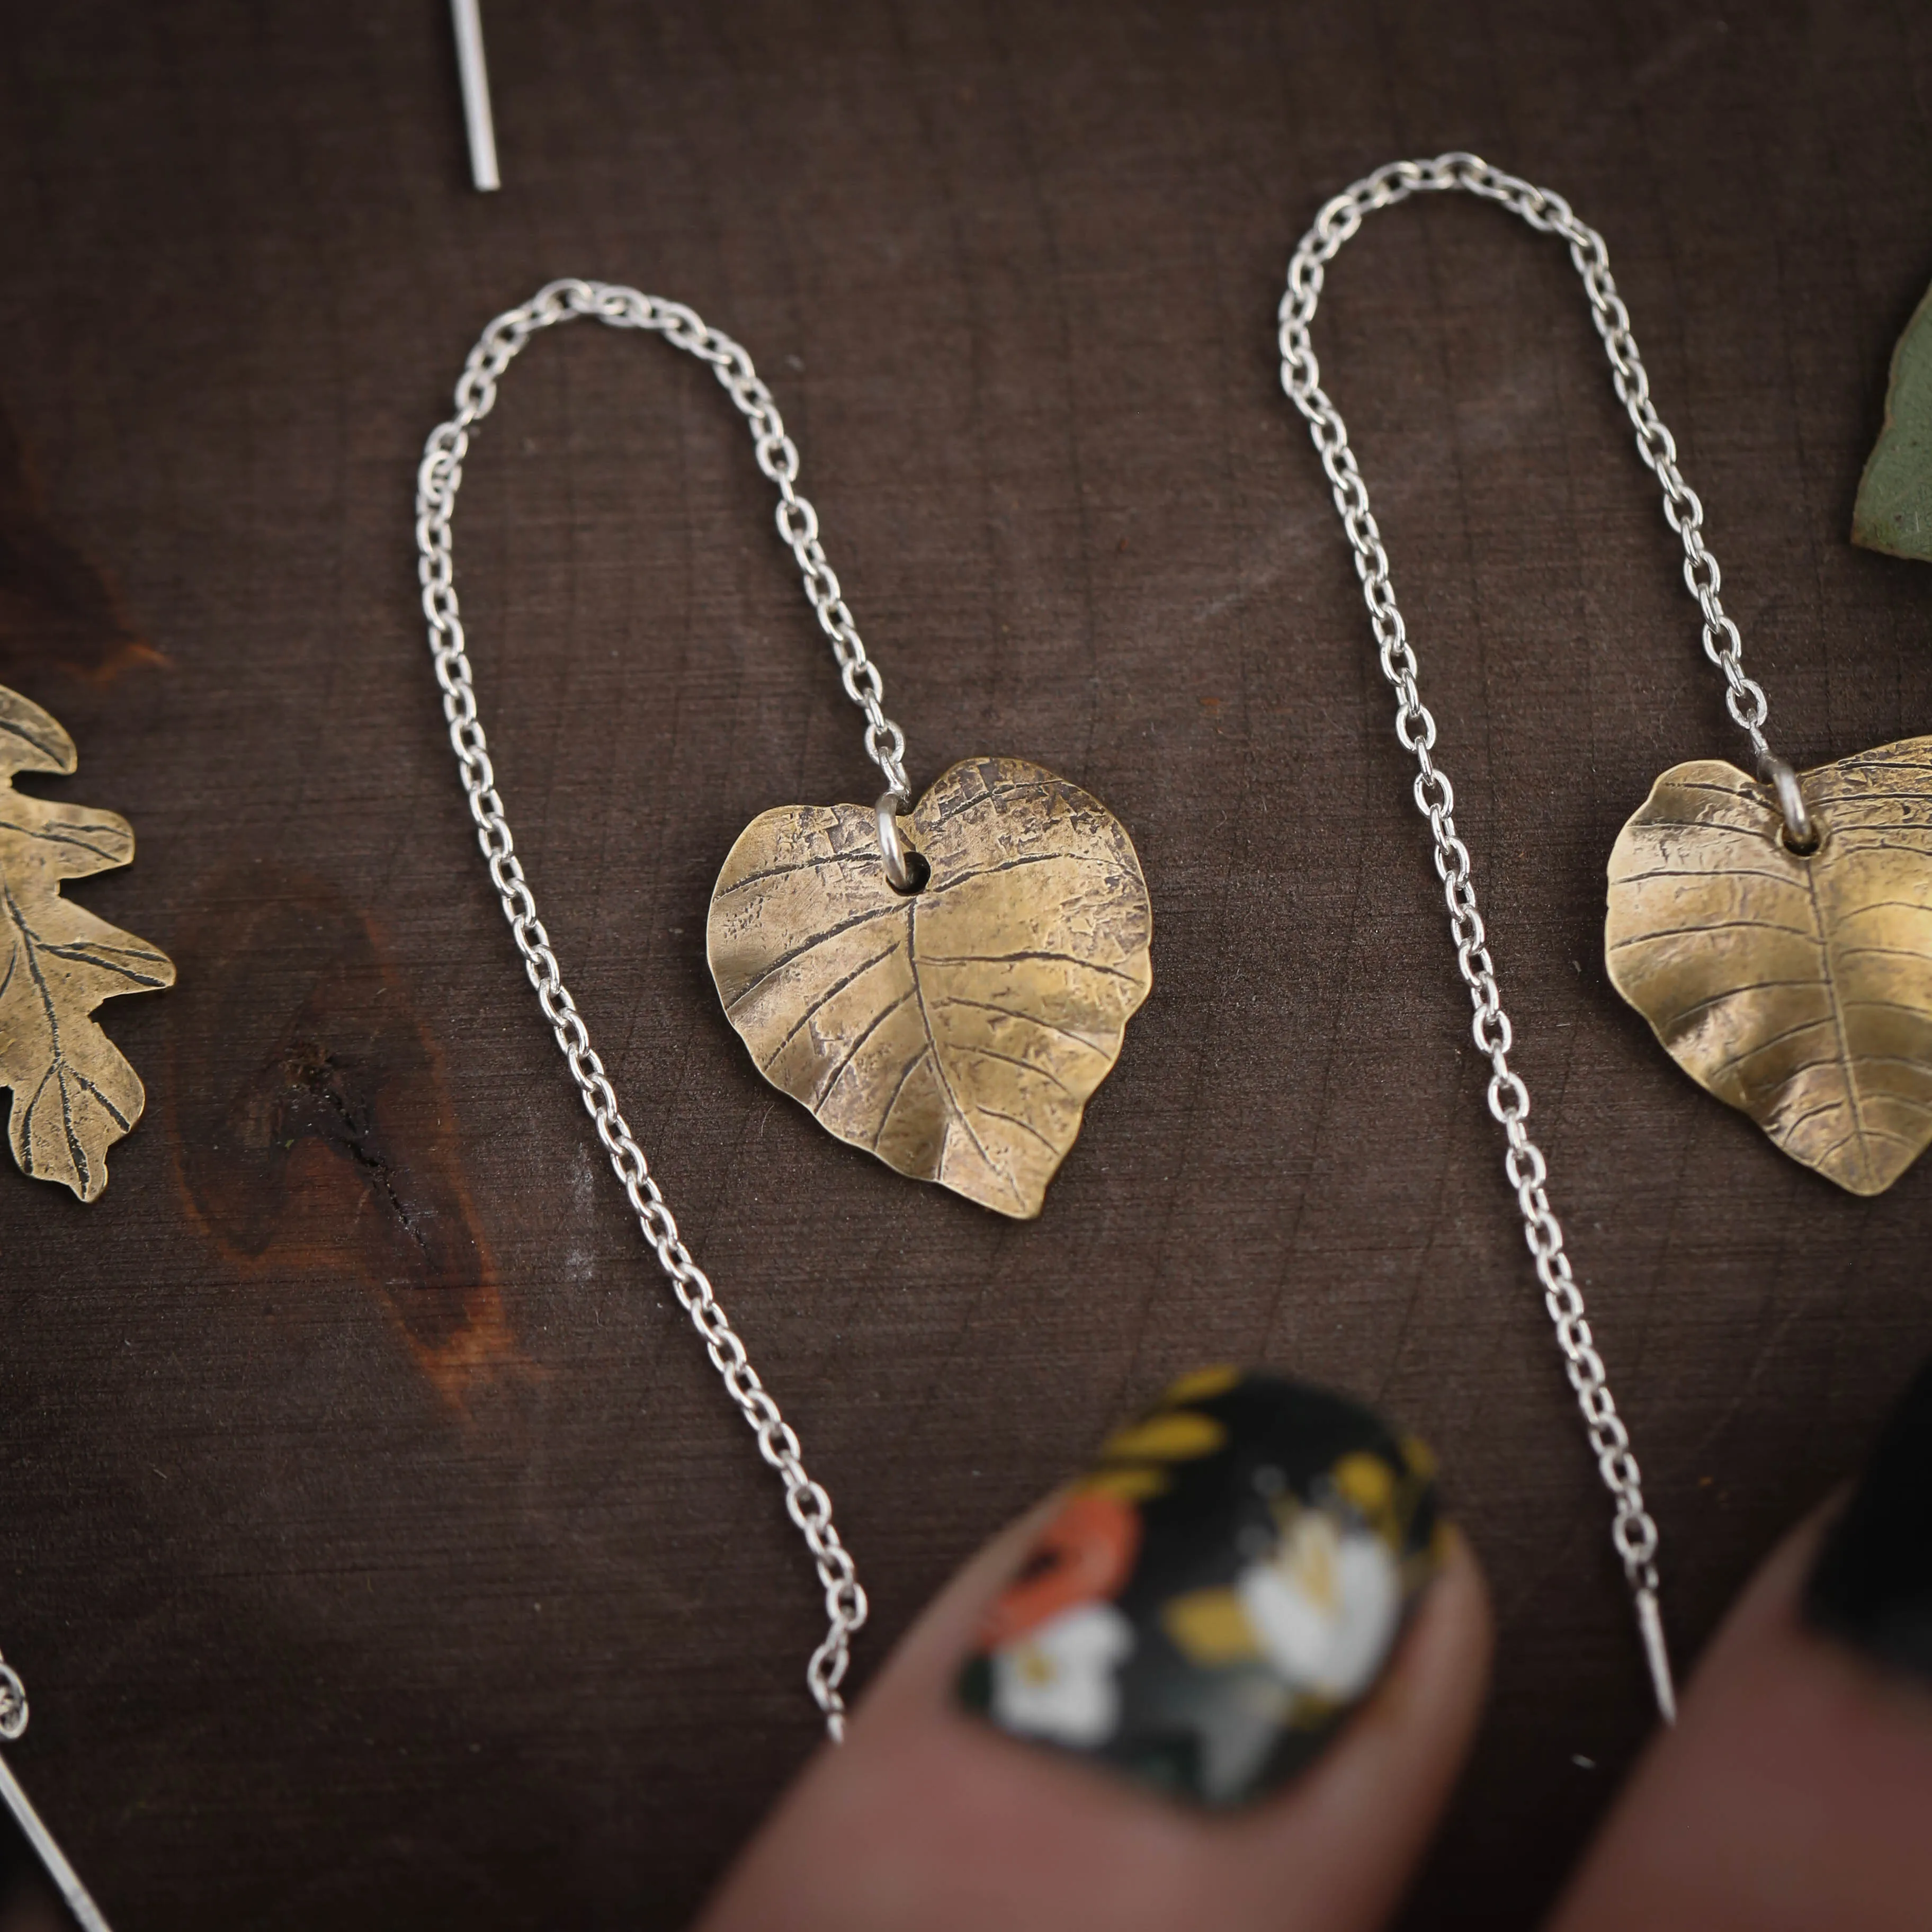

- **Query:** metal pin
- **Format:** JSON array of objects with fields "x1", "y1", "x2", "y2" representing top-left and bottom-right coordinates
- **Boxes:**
[
  {"x1": 450, "y1": 0, "x2": 501, "y2": 192},
  {"x1": 1635, "y1": 1586, "x2": 1678, "y2": 1726},
  {"x1": 0, "y1": 1754, "x2": 113, "y2": 1932}
]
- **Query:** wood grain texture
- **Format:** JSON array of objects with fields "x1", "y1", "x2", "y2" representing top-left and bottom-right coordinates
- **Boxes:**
[{"x1": 1, "y1": 1, "x2": 1931, "y2": 1924}]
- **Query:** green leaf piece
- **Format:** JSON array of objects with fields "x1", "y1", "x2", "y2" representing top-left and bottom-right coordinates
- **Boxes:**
[{"x1": 1854, "y1": 279, "x2": 1932, "y2": 562}]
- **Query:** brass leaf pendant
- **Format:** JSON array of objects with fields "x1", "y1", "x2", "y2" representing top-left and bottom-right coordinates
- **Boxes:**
[
  {"x1": 706, "y1": 756, "x2": 1152, "y2": 1218},
  {"x1": 0, "y1": 684, "x2": 175, "y2": 1201},
  {"x1": 1606, "y1": 737, "x2": 1932, "y2": 1195}
]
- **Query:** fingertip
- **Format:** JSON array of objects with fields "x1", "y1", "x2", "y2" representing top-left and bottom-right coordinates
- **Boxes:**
[
  {"x1": 702, "y1": 1374, "x2": 1495, "y2": 1932},
  {"x1": 1555, "y1": 1482, "x2": 1932, "y2": 1929}
]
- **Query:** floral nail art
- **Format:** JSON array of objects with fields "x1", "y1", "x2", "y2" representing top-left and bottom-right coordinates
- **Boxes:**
[{"x1": 956, "y1": 1368, "x2": 1442, "y2": 1806}]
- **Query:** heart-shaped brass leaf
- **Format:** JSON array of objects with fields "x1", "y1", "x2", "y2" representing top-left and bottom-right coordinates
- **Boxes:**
[
  {"x1": 1605, "y1": 736, "x2": 1932, "y2": 1195},
  {"x1": 706, "y1": 756, "x2": 1152, "y2": 1218}
]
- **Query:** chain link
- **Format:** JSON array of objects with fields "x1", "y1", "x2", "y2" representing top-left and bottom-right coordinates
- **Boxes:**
[
  {"x1": 1279, "y1": 157, "x2": 1694, "y2": 1721},
  {"x1": 414, "y1": 281, "x2": 871, "y2": 1737}
]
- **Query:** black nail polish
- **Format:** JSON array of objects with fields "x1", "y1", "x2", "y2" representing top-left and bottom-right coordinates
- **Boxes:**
[
  {"x1": 1804, "y1": 1354, "x2": 1932, "y2": 1683},
  {"x1": 955, "y1": 1368, "x2": 1442, "y2": 1808}
]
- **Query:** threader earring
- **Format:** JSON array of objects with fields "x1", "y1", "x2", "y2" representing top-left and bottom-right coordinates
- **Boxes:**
[
  {"x1": 1274, "y1": 155, "x2": 1922, "y2": 1718},
  {"x1": 412, "y1": 281, "x2": 1153, "y2": 1724},
  {"x1": 422, "y1": 285, "x2": 1152, "y2": 1227}
]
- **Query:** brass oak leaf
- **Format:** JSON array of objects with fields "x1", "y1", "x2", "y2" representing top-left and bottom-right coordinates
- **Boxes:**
[
  {"x1": 706, "y1": 757, "x2": 1152, "y2": 1218},
  {"x1": 0, "y1": 684, "x2": 174, "y2": 1200},
  {"x1": 1605, "y1": 737, "x2": 1932, "y2": 1195}
]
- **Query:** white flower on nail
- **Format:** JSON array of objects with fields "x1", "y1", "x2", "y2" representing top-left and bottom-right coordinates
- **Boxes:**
[
  {"x1": 989, "y1": 1601, "x2": 1136, "y2": 1747},
  {"x1": 1236, "y1": 1509, "x2": 1402, "y2": 1702}
]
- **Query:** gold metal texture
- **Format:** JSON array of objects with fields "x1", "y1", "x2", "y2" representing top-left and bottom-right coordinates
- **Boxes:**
[
  {"x1": 0, "y1": 684, "x2": 174, "y2": 1201},
  {"x1": 707, "y1": 756, "x2": 1152, "y2": 1218},
  {"x1": 1605, "y1": 736, "x2": 1932, "y2": 1195}
]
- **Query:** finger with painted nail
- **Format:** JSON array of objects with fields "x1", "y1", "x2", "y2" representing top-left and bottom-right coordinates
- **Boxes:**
[
  {"x1": 1551, "y1": 1352, "x2": 1932, "y2": 1932},
  {"x1": 698, "y1": 1368, "x2": 1492, "y2": 1932}
]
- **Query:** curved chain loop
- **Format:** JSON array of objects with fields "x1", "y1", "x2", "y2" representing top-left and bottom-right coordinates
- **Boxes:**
[
  {"x1": 1279, "y1": 157, "x2": 1689, "y2": 1722},
  {"x1": 428, "y1": 278, "x2": 909, "y2": 798},
  {"x1": 415, "y1": 282, "x2": 870, "y2": 1736}
]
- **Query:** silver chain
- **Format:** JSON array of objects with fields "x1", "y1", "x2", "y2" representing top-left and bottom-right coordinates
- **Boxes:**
[
  {"x1": 414, "y1": 281, "x2": 873, "y2": 1737},
  {"x1": 1278, "y1": 155, "x2": 1710, "y2": 1722}
]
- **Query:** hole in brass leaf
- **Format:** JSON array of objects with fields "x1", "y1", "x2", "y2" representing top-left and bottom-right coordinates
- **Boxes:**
[{"x1": 887, "y1": 848, "x2": 931, "y2": 895}]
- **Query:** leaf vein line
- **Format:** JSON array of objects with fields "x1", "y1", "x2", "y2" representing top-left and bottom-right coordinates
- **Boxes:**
[
  {"x1": 1634, "y1": 816, "x2": 1781, "y2": 844},
  {"x1": 3, "y1": 881, "x2": 61, "y2": 1060},
  {"x1": 72, "y1": 1069, "x2": 130, "y2": 1131},
  {"x1": 0, "y1": 718, "x2": 66, "y2": 764},
  {"x1": 1834, "y1": 898, "x2": 1932, "y2": 922},
  {"x1": 952, "y1": 1044, "x2": 1075, "y2": 1095},
  {"x1": 15, "y1": 1064, "x2": 53, "y2": 1176},
  {"x1": 38, "y1": 940, "x2": 168, "y2": 987},
  {"x1": 977, "y1": 1105, "x2": 1059, "y2": 1152},
  {"x1": 1807, "y1": 1121, "x2": 1918, "y2": 1154},
  {"x1": 929, "y1": 775, "x2": 1064, "y2": 826},
  {"x1": 813, "y1": 987, "x2": 918, "y2": 1110},
  {"x1": 1662, "y1": 979, "x2": 1824, "y2": 1024},
  {"x1": 1615, "y1": 863, "x2": 1806, "y2": 890},
  {"x1": 722, "y1": 902, "x2": 899, "y2": 1012},
  {"x1": 1804, "y1": 846, "x2": 1873, "y2": 1182},
  {"x1": 0, "y1": 817, "x2": 123, "y2": 864},
  {"x1": 1609, "y1": 917, "x2": 1822, "y2": 951},
  {"x1": 1831, "y1": 944, "x2": 1932, "y2": 965},
  {"x1": 907, "y1": 900, "x2": 1014, "y2": 1199},
  {"x1": 1705, "y1": 1015, "x2": 1836, "y2": 1078},
  {"x1": 916, "y1": 949, "x2": 1146, "y2": 983},
  {"x1": 930, "y1": 995, "x2": 1109, "y2": 1054},
  {"x1": 870, "y1": 1045, "x2": 931, "y2": 1152},
  {"x1": 714, "y1": 848, "x2": 879, "y2": 898},
  {"x1": 922, "y1": 849, "x2": 1105, "y2": 898},
  {"x1": 55, "y1": 1065, "x2": 87, "y2": 1194},
  {"x1": 758, "y1": 942, "x2": 903, "y2": 1071}
]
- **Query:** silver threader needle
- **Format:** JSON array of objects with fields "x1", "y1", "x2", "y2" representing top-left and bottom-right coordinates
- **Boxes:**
[
  {"x1": 0, "y1": 1752, "x2": 113, "y2": 1932},
  {"x1": 450, "y1": 0, "x2": 502, "y2": 192},
  {"x1": 0, "y1": 1660, "x2": 113, "y2": 1931}
]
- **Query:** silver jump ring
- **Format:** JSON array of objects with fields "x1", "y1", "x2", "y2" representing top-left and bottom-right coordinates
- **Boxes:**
[
  {"x1": 1759, "y1": 756, "x2": 1817, "y2": 850},
  {"x1": 875, "y1": 790, "x2": 918, "y2": 891}
]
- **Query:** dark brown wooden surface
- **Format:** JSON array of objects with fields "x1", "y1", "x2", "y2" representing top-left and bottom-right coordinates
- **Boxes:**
[{"x1": 3, "y1": 2, "x2": 1931, "y2": 1924}]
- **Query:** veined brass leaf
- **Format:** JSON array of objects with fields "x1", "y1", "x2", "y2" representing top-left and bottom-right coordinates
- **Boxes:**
[
  {"x1": 1605, "y1": 737, "x2": 1932, "y2": 1195},
  {"x1": 706, "y1": 756, "x2": 1151, "y2": 1218},
  {"x1": 0, "y1": 683, "x2": 174, "y2": 1201}
]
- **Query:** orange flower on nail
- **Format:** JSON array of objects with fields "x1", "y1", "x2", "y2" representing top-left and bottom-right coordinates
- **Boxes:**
[{"x1": 978, "y1": 1490, "x2": 1142, "y2": 1649}]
